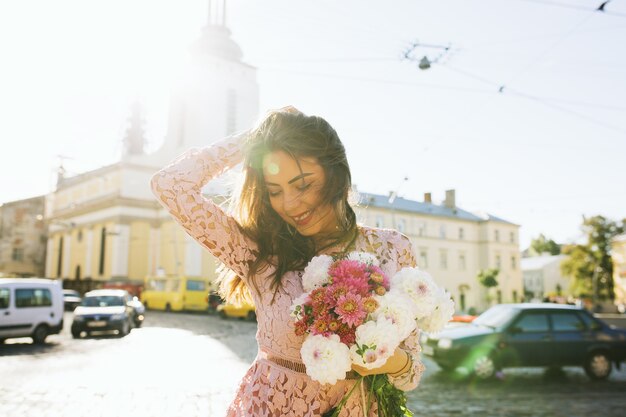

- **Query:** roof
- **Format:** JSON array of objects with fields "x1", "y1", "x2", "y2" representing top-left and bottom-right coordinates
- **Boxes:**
[
  {"x1": 84, "y1": 289, "x2": 129, "y2": 296},
  {"x1": 520, "y1": 255, "x2": 566, "y2": 270},
  {"x1": 497, "y1": 303, "x2": 581, "y2": 311},
  {"x1": 356, "y1": 192, "x2": 517, "y2": 225}
]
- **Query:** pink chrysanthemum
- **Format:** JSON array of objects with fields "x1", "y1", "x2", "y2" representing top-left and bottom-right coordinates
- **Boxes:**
[
  {"x1": 324, "y1": 282, "x2": 350, "y2": 306},
  {"x1": 329, "y1": 260, "x2": 369, "y2": 284},
  {"x1": 335, "y1": 293, "x2": 366, "y2": 327}
]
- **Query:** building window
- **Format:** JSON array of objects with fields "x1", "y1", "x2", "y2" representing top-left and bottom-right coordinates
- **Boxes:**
[
  {"x1": 510, "y1": 231, "x2": 515, "y2": 243},
  {"x1": 417, "y1": 222, "x2": 426, "y2": 237},
  {"x1": 459, "y1": 253, "x2": 466, "y2": 270},
  {"x1": 419, "y1": 249, "x2": 428, "y2": 268},
  {"x1": 440, "y1": 249, "x2": 448, "y2": 269},
  {"x1": 497, "y1": 290, "x2": 502, "y2": 304},
  {"x1": 396, "y1": 218, "x2": 406, "y2": 233},
  {"x1": 375, "y1": 215, "x2": 384, "y2": 228},
  {"x1": 511, "y1": 256, "x2": 517, "y2": 270},
  {"x1": 459, "y1": 227, "x2": 464, "y2": 240},
  {"x1": 99, "y1": 227, "x2": 106, "y2": 276},
  {"x1": 77, "y1": 230, "x2": 83, "y2": 243},
  {"x1": 495, "y1": 254, "x2": 502, "y2": 269},
  {"x1": 11, "y1": 247, "x2": 24, "y2": 262},
  {"x1": 495, "y1": 230, "x2": 500, "y2": 242},
  {"x1": 439, "y1": 224, "x2": 446, "y2": 239},
  {"x1": 513, "y1": 290, "x2": 519, "y2": 302},
  {"x1": 57, "y1": 236, "x2": 63, "y2": 278}
]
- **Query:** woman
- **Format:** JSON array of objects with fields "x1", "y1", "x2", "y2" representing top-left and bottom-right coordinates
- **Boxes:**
[{"x1": 150, "y1": 107, "x2": 424, "y2": 416}]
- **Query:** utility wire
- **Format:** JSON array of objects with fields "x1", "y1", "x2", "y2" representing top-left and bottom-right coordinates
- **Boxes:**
[
  {"x1": 515, "y1": 0, "x2": 626, "y2": 18},
  {"x1": 439, "y1": 64, "x2": 626, "y2": 133}
]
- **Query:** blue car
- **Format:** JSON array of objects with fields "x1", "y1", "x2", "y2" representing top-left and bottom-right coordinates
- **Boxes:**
[{"x1": 421, "y1": 303, "x2": 626, "y2": 380}]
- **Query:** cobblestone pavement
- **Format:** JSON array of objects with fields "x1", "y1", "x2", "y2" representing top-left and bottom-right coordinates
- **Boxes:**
[{"x1": 1, "y1": 311, "x2": 625, "y2": 417}]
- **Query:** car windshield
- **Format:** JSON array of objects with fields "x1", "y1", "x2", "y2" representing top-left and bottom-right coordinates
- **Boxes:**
[
  {"x1": 81, "y1": 296, "x2": 124, "y2": 307},
  {"x1": 473, "y1": 305, "x2": 518, "y2": 329}
]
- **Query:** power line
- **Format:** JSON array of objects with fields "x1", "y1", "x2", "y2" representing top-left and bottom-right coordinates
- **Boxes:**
[{"x1": 515, "y1": 0, "x2": 626, "y2": 18}]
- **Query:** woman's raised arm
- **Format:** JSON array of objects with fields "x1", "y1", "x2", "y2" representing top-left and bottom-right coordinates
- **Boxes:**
[{"x1": 150, "y1": 131, "x2": 257, "y2": 279}]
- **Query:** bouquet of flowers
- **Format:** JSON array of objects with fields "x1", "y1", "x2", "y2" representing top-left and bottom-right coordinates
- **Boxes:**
[{"x1": 291, "y1": 251, "x2": 454, "y2": 417}]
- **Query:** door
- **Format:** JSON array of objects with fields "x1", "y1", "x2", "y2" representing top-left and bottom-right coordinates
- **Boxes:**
[
  {"x1": 549, "y1": 311, "x2": 588, "y2": 366},
  {"x1": 502, "y1": 311, "x2": 553, "y2": 367}
]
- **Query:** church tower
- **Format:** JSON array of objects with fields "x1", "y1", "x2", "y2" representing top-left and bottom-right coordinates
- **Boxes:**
[{"x1": 153, "y1": 0, "x2": 259, "y2": 163}]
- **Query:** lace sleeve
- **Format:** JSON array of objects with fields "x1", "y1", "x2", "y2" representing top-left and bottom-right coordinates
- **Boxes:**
[
  {"x1": 387, "y1": 232, "x2": 425, "y2": 391},
  {"x1": 149, "y1": 132, "x2": 257, "y2": 279}
]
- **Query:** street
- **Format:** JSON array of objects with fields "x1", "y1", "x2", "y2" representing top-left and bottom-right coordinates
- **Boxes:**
[{"x1": 1, "y1": 311, "x2": 625, "y2": 417}]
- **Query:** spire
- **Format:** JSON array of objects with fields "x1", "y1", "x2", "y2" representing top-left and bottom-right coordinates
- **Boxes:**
[
  {"x1": 123, "y1": 101, "x2": 146, "y2": 157},
  {"x1": 208, "y1": 0, "x2": 226, "y2": 27},
  {"x1": 192, "y1": 0, "x2": 243, "y2": 62}
]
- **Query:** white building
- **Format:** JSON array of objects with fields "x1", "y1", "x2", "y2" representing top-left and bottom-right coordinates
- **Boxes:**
[
  {"x1": 44, "y1": 2, "x2": 259, "y2": 292},
  {"x1": 355, "y1": 190, "x2": 523, "y2": 313},
  {"x1": 521, "y1": 255, "x2": 569, "y2": 301}
]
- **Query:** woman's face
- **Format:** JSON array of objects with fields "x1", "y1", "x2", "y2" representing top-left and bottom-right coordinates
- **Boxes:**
[{"x1": 262, "y1": 150, "x2": 339, "y2": 238}]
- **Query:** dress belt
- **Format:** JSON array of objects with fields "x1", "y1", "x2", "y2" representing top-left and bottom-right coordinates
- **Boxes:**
[{"x1": 259, "y1": 349, "x2": 360, "y2": 380}]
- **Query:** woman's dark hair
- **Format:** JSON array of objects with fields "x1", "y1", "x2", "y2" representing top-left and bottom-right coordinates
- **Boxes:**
[{"x1": 218, "y1": 108, "x2": 358, "y2": 304}]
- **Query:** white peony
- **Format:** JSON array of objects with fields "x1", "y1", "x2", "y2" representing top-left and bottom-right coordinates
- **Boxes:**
[
  {"x1": 302, "y1": 255, "x2": 333, "y2": 292},
  {"x1": 346, "y1": 251, "x2": 380, "y2": 267},
  {"x1": 300, "y1": 334, "x2": 352, "y2": 385},
  {"x1": 390, "y1": 267, "x2": 439, "y2": 319},
  {"x1": 290, "y1": 293, "x2": 310, "y2": 320},
  {"x1": 372, "y1": 292, "x2": 418, "y2": 341},
  {"x1": 417, "y1": 288, "x2": 455, "y2": 334},
  {"x1": 350, "y1": 317, "x2": 401, "y2": 370}
]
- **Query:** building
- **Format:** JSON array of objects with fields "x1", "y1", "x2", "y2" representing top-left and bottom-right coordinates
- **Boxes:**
[
  {"x1": 44, "y1": 2, "x2": 259, "y2": 293},
  {"x1": 611, "y1": 233, "x2": 626, "y2": 312},
  {"x1": 0, "y1": 196, "x2": 47, "y2": 277},
  {"x1": 520, "y1": 255, "x2": 569, "y2": 301},
  {"x1": 354, "y1": 190, "x2": 523, "y2": 313}
]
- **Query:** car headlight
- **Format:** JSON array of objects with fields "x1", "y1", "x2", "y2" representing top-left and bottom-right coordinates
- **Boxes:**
[
  {"x1": 110, "y1": 313, "x2": 126, "y2": 321},
  {"x1": 437, "y1": 338, "x2": 453, "y2": 349}
]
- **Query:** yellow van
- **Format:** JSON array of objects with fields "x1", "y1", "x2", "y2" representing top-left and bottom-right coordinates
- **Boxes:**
[{"x1": 140, "y1": 276, "x2": 211, "y2": 312}]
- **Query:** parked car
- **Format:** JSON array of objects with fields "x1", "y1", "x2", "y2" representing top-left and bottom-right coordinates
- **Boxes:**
[
  {"x1": 217, "y1": 300, "x2": 256, "y2": 321},
  {"x1": 62, "y1": 289, "x2": 82, "y2": 311},
  {"x1": 71, "y1": 289, "x2": 136, "y2": 338},
  {"x1": 421, "y1": 303, "x2": 626, "y2": 380},
  {"x1": 0, "y1": 278, "x2": 64, "y2": 344}
]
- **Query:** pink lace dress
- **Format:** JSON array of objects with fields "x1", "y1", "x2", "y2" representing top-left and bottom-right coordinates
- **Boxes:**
[{"x1": 150, "y1": 132, "x2": 425, "y2": 417}]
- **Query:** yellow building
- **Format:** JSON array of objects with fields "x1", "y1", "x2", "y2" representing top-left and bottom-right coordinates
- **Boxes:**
[
  {"x1": 611, "y1": 233, "x2": 626, "y2": 312},
  {"x1": 354, "y1": 190, "x2": 523, "y2": 313}
]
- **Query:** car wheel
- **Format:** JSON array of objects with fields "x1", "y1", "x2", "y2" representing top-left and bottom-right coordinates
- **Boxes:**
[
  {"x1": 219, "y1": 310, "x2": 227, "y2": 319},
  {"x1": 71, "y1": 329, "x2": 82, "y2": 339},
  {"x1": 118, "y1": 320, "x2": 131, "y2": 337},
  {"x1": 472, "y1": 354, "x2": 497, "y2": 380},
  {"x1": 165, "y1": 303, "x2": 172, "y2": 312},
  {"x1": 143, "y1": 301, "x2": 149, "y2": 310},
  {"x1": 246, "y1": 311, "x2": 257, "y2": 322},
  {"x1": 584, "y1": 351, "x2": 612, "y2": 380},
  {"x1": 32, "y1": 324, "x2": 49, "y2": 345}
]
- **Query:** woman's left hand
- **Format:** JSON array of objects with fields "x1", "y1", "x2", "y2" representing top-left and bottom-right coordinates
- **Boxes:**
[{"x1": 352, "y1": 347, "x2": 409, "y2": 377}]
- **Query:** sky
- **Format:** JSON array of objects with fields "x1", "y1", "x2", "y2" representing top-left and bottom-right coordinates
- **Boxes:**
[{"x1": 0, "y1": 0, "x2": 625, "y2": 251}]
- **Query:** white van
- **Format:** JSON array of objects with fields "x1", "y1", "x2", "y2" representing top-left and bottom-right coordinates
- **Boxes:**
[{"x1": 0, "y1": 278, "x2": 64, "y2": 344}]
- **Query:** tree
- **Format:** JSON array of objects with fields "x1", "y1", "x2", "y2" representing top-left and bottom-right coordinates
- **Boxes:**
[
  {"x1": 561, "y1": 215, "x2": 625, "y2": 302},
  {"x1": 529, "y1": 234, "x2": 561, "y2": 256},
  {"x1": 477, "y1": 268, "x2": 499, "y2": 288}
]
